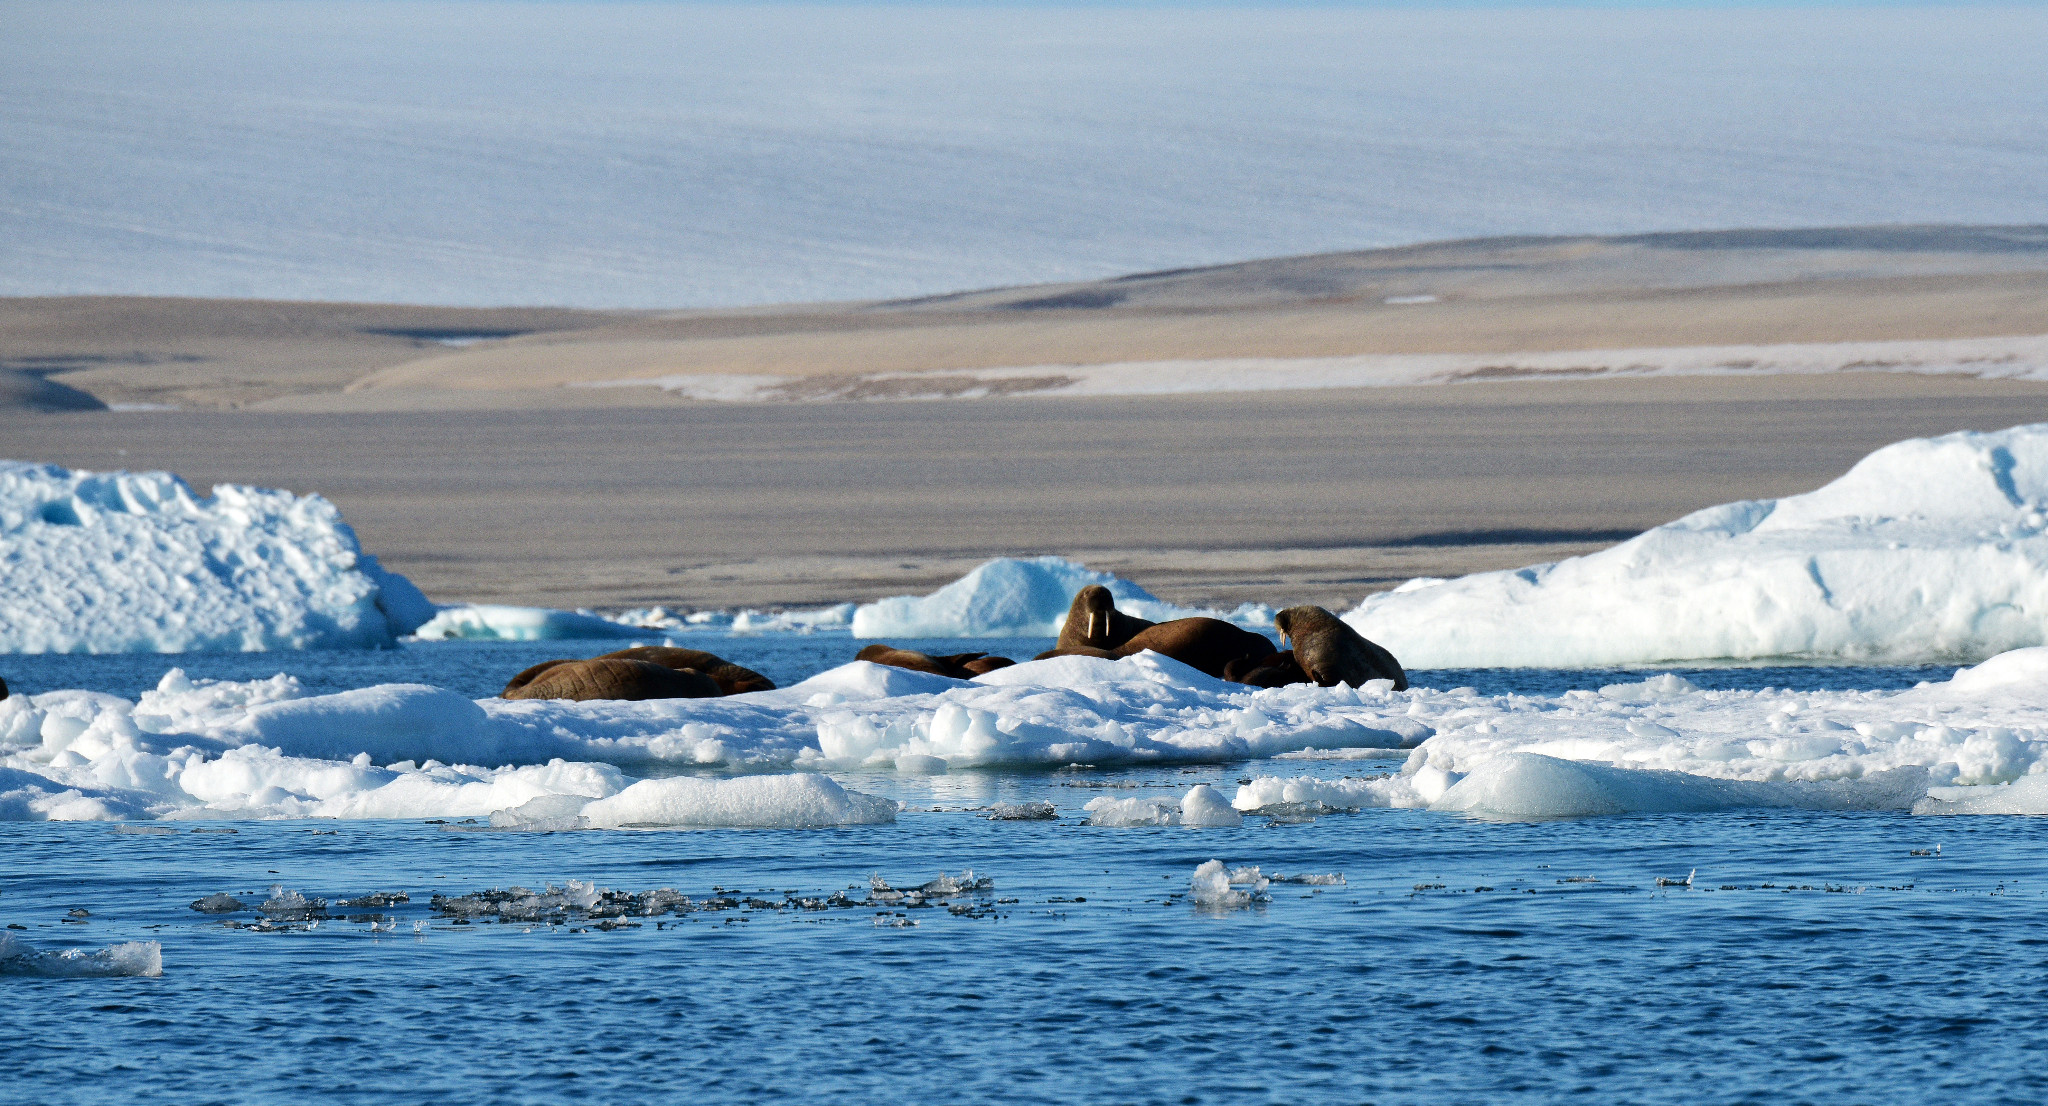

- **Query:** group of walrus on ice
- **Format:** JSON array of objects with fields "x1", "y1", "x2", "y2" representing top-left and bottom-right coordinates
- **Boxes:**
[{"x1": 499, "y1": 586, "x2": 1407, "y2": 703}]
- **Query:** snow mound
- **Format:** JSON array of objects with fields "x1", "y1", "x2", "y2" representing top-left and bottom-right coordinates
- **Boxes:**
[
  {"x1": 580, "y1": 773, "x2": 897, "y2": 828},
  {"x1": 0, "y1": 461, "x2": 433, "y2": 653},
  {"x1": 850, "y1": 556, "x2": 1264, "y2": 638},
  {"x1": 0, "y1": 933, "x2": 162, "y2": 978},
  {"x1": 409, "y1": 604, "x2": 646, "y2": 642},
  {"x1": 1346, "y1": 424, "x2": 2048, "y2": 666}
]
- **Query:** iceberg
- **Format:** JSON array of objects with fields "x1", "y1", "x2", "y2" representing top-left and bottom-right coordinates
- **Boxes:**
[
  {"x1": 1346, "y1": 424, "x2": 2048, "y2": 667},
  {"x1": 409, "y1": 604, "x2": 648, "y2": 642},
  {"x1": 0, "y1": 461, "x2": 433, "y2": 653},
  {"x1": 850, "y1": 555, "x2": 1266, "y2": 638}
]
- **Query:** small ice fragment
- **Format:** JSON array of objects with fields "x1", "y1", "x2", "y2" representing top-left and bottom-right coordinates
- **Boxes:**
[
  {"x1": 190, "y1": 893, "x2": 246, "y2": 914},
  {"x1": 1270, "y1": 872, "x2": 1346, "y2": 886},
  {"x1": 1189, "y1": 859, "x2": 1270, "y2": 908},
  {"x1": 259, "y1": 885, "x2": 326, "y2": 920},
  {"x1": 987, "y1": 800, "x2": 1058, "y2": 821}
]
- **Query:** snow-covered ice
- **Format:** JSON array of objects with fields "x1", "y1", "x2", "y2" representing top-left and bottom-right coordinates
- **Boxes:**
[
  {"x1": 1348, "y1": 424, "x2": 2048, "y2": 668},
  {"x1": 851, "y1": 556, "x2": 1266, "y2": 638},
  {"x1": 0, "y1": 462, "x2": 433, "y2": 653}
]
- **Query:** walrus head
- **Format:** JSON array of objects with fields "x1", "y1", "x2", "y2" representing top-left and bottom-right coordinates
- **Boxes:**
[
  {"x1": 1275, "y1": 605, "x2": 1341, "y2": 648},
  {"x1": 1070, "y1": 585, "x2": 1117, "y2": 643}
]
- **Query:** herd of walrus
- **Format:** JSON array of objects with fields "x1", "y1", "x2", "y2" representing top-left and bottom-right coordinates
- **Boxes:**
[{"x1": 498, "y1": 587, "x2": 1406, "y2": 702}]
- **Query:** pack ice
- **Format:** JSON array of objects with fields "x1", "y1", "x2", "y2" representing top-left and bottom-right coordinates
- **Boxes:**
[
  {"x1": 0, "y1": 462, "x2": 434, "y2": 653},
  {"x1": 0, "y1": 652, "x2": 1422, "y2": 821},
  {"x1": 1347, "y1": 424, "x2": 2048, "y2": 666}
]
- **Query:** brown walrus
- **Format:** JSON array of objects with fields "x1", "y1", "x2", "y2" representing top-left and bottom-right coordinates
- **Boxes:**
[
  {"x1": 1275, "y1": 605, "x2": 1408, "y2": 690},
  {"x1": 1055, "y1": 585, "x2": 1155, "y2": 652},
  {"x1": 599, "y1": 646, "x2": 776, "y2": 695},
  {"x1": 1038, "y1": 616, "x2": 1277, "y2": 680},
  {"x1": 1222, "y1": 650, "x2": 1311, "y2": 688},
  {"x1": 501, "y1": 657, "x2": 723, "y2": 702},
  {"x1": 856, "y1": 644, "x2": 1014, "y2": 680}
]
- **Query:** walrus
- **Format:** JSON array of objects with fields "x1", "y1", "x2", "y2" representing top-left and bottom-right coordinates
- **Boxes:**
[
  {"x1": 1055, "y1": 585, "x2": 1154, "y2": 652},
  {"x1": 856, "y1": 644, "x2": 1014, "y2": 680},
  {"x1": 1222, "y1": 650, "x2": 1310, "y2": 688},
  {"x1": 1274, "y1": 606, "x2": 1408, "y2": 690},
  {"x1": 1038, "y1": 616, "x2": 1277, "y2": 680},
  {"x1": 501, "y1": 658, "x2": 723, "y2": 702},
  {"x1": 598, "y1": 646, "x2": 776, "y2": 695}
]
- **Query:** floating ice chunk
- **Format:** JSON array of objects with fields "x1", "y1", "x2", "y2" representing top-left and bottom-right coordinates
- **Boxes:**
[
  {"x1": 190, "y1": 893, "x2": 246, "y2": 913},
  {"x1": 1600, "y1": 674, "x2": 1701, "y2": 703},
  {"x1": 1270, "y1": 872, "x2": 1347, "y2": 885},
  {"x1": 409, "y1": 604, "x2": 646, "y2": 642},
  {"x1": 1087, "y1": 784, "x2": 1242, "y2": 826},
  {"x1": 0, "y1": 461, "x2": 430, "y2": 653},
  {"x1": 579, "y1": 773, "x2": 897, "y2": 828},
  {"x1": 1189, "y1": 859, "x2": 1269, "y2": 907},
  {"x1": 1084, "y1": 794, "x2": 1181, "y2": 826},
  {"x1": 1232, "y1": 775, "x2": 1409, "y2": 812},
  {"x1": 1431, "y1": 754, "x2": 1929, "y2": 819},
  {"x1": 1179, "y1": 784, "x2": 1243, "y2": 826},
  {"x1": 1348, "y1": 424, "x2": 2048, "y2": 666},
  {"x1": 0, "y1": 933, "x2": 162, "y2": 978},
  {"x1": 1916, "y1": 775, "x2": 2048, "y2": 815},
  {"x1": 488, "y1": 793, "x2": 592, "y2": 831},
  {"x1": 259, "y1": 885, "x2": 326, "y2": 920}
]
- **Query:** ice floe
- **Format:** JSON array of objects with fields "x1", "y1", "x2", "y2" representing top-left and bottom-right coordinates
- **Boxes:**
[
  {"x1": 1348, "y1": 424, "x2": 2048, "y2": 667},
  {"x1": 0, "y1": 462, "x2": 433, "y2": 653}
]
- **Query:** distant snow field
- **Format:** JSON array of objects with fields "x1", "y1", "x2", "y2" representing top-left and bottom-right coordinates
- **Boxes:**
[
  {"x1": 587, "y1": 334, "x2": 2048, "y2": 403},
  {"x1": 4, "y1": 3, "x2": 2045, "y2": 308}
]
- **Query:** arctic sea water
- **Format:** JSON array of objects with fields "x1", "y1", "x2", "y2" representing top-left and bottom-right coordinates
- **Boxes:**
[{"x1": 6, "y1": 638, "x2": 2036, "y2": 1104}]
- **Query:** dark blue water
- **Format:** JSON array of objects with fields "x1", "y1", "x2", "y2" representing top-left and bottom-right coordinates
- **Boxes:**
[
  {"x1": 0, "y1": 640, "x2": 2006, "y2": 1103},
  {"x1": 5, "y1": 801, "x2": 2043, "y2": 1104}
]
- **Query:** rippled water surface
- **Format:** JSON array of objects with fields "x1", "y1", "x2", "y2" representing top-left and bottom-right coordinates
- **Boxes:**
[{"x1": 2, "y1": 642, "x2": 2026, "y2": 1103}]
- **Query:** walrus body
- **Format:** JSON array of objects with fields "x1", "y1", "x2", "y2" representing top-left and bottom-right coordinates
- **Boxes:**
[
  {"x1": 1275, "y1": 606, "x2": 1408, "y2": 690},
  {"x1": 1223, "y1": 650, "x2": 1310, "y2": 688},
  {"x1": 1055, "y1": 585, "x2": 1154, "y2": 652},
  {"x1": 856, "y1": 644, "x2": 1015, "y2": 680},
  {"x1": 502, "y1": 658, "x2": 723, "y2": 702},
  {"x1": 1038, "y1": 616, "x2": 1276, "y2": 680},
  {"x1": 600, "y1": 646, "x2": 776, "y2": 694}
]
